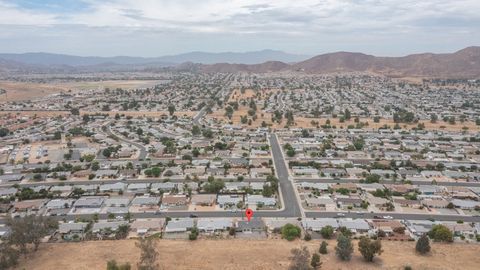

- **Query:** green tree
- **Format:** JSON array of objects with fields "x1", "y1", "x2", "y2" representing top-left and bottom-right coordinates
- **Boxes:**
[
  {"x1": 168, "y1": 104, "x2": 176, "y2": 116},
  {"x1": 70, "y1": 108, "x2": 80, "y2": 115},
  {"x1": 310, "y1": 253, "x2": 321, "y2": 269},
  {"x1": 192, "y1": 125, "x2": 201, "y2": 136},
  {"x1": 189, "y1": 227, "x2": 199, "y2": 240},
  {"x1": 415, "y1": 234, "x2": 431, "y2": 254},
  {"x1": 82, "y1": 154, "x2": 95, "y2": 162},
  {"x1": 287, "y1": 148, "x2": 296, "y2": 157},
  {"x1": 320, "y1": 225, "x2": 334, "y2": 239},
  {"x1": 203, "y1": 179, "x2": 225, "y2": 193},
  {"x1": 335, "y1": 234, "x2": 353, "y2": 261},
  {"x1": 365, "y1": 174, "x2": 381, "y2": 183},
  {"x1": 281, "y1": 224, "x2": 302, "y2": 241},
  {"x1": 428, "y1": 224, "x2": 453, "y2": 242},
  {"x1": 358, "y1": 237, "x2": 383, "y2": 262},
  {"x1": 102, "y1": 148, "x2": 112, "y2": 158},
  {"x1": 202, "y1": 129, "x2": 213, "y2": 138},
  {"x1": 0, "y1": 127, "x2": 10, "y2": 137},
  {"x1": 319, "y1": 241, "x2": 328, "y2": 254},
  {"x1": 91, "y1": 161, "x2": 100, "y2": 171},
  {"x1": 115, "y1": 224, "x2": 130, "y2": 239},
  {"x1": 151, "y1": 167, "x2": 162, "y2": 177},
  {"x1": 338, "y1": 226, "x2": 352, "y2": 238},
  {"x1": 7, "y1": 216, "x2": 58, "y2": 255},
  {"x1": 344, "y1": 109, "x2": 351, "y2": 120}
]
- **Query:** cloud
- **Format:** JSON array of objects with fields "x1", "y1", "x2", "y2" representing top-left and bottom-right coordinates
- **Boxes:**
[{"x1": 0, "y1": 0, "x2": 479, "y2": 55}]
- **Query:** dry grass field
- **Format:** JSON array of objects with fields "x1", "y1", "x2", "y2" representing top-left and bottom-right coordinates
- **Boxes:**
[
  {"x1": 0, "y1": 110, "x2": 70, "y2": 117},
  {"x1": 0, "y1": 80, "x2": 163, "y2": 101},
  {"x1": 15, "y1": 239, "x2": 480, "y2": 270},
  {"x1": 228, "y1": 88, "x2": 282, "y2": 103},
  {"x1": 80, "y1": 110, "x2": 197, "y2": 118},
  {"x1": 0, "y1": 81, "x2": 66, "y2": 101},
  {"x1": 208, "y1": 109, "x2": 480, "y2": 132}
]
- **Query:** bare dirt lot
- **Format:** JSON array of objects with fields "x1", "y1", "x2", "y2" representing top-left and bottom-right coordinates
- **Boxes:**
[
  {"x1": 228, "y1": 88, "x2": 281, "y2": 103},
  {"x1": 208, "y1": 109, "x2": 480, "y2": 132},
  {"x1": 15, "y1": 239, "x2": 480, "y2": 270},
  {"x1": 0, "y1": 80, "x2": 163, "y2": 101},
  {"x1": 80, "y1": 110, "x2": 197, "y2": 118},
  {"x1": 0, "y1": 81, "x2": 66, "y2": 101}
]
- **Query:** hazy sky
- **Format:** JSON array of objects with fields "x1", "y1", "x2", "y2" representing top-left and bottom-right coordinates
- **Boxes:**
[{"x1": 0, "y1": 0, "x2": 479, "y2": 57}]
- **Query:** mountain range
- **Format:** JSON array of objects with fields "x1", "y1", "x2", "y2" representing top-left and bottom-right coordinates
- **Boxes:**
[
  {"x1": 0, "y1": 49, "x2": 308, "y2": 67},
  {"x1": 198, "y1": 47, "x2": 480, "y2": 78},
  {"x1": 0, "y1": 47, "x2": 479, "y2": 78}
]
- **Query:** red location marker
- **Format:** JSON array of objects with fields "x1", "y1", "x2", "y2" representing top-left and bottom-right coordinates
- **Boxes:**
[{"x1": 245, "y1": 208, "x2": 254, "y2": 222}]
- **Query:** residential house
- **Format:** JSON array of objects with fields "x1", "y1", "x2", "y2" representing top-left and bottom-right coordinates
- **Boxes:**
[
  {"x1": 197, "y1": 218, "x2": 233, "y2": 233},
  {"x1": 59, "y1": 222, "x2": 88, "y2": 240}
]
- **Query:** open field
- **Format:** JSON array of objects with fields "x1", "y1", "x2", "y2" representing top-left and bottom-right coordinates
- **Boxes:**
[
  {"x1": 80, "y1": 110, "x2": 197, "y2": 118},
  {"x1": 0, "y1": 81, "x2": 66, "y2": 101},
  {"x1": 0, "y1": 80, "x2": 163, "y2": 101},
  {"x1": 0, "y1": 110, "x2": 196, "y2": 118},
  {"x1": 208, "y1": 109, "x2": 480, "y2": 132},
  {"x1": 15, "y1": 239, "x2": 480, "y2": 270},
  {"x1": 228, "y1": 88, "x2": 282, "y2": 103}
]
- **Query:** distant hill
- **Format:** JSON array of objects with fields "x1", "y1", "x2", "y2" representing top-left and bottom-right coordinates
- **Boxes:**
[
  {"x1": 291, "y1": 46, "x2": 480, "y2": 78},
  {"x1": 201, "y1": 61, "x2": 289, "y2": 73},
  {"x1": 0, "y1": 52, "x2": 167, "y2": 67},
  {"x1": 0, "y1": 47, "x2": 479, "y2": 78},
  {"x1": 200, "y1": 47, "x2": 480, "y2": 78},
  {"x1": 156, "y1": 50, "x2": 308, "y2": 64},
  {"x1": 0, "y1": 49, "x2": 308, "y2": 68}
]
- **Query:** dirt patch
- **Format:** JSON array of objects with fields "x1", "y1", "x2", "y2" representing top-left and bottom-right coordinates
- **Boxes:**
[
  {"x1": 0, "y1": 80, "x2": 163, "y2": 101},
  {"x1": 15, "y1": 239, "x2": 480, "y2": 270},
  {"x1": 0, "y1": 81, "x2": 66, "y2": 101},
  {"x1": 208, "y1": 110, "x2": 480, "y2": 132},
  {"x1": 228, "y1": 89, "x2": 257, "y2": 102},
  {"x1": 80, "y1": 110, "x2": 196, "y2": 117}
]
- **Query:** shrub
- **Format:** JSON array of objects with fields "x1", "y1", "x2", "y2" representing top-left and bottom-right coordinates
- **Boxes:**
[
  {"x1": 319, "y1": 241, "x2": 328, "y2": 254},
  {"x1": 428, "y1": 225, "x2": 453, "y2": 242},
  {"x1": 320, "y1": 225, "x2": 334, "y2": 239},
  {"x1": 281, "y1": 224, "x2": 302, "y2": 241},
  {"x1": 415, "y1": 234, "x2": 430, "y2": 255},
  {"x1": 358, "y1": 237, "x2": 383, "y2": 262}
]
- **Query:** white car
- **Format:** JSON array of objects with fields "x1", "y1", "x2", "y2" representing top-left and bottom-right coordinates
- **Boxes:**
[
  {"x1": 336, "y1": 213, "x2": 346, "y2": 217},
  {"x1": 383, "y1": 215, "x2": 393, "y2": 220}
]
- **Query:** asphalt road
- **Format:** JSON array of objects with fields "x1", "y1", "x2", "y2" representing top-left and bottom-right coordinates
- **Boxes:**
[
  {"x1": 1, "y1": 209, "x2": 480, "y2": 225},
  {"x1": 12, "y1": 177, "x2": 267, "y2": 188},
  {"x1": 192, "y1": 107, "x2": 206, "y2": 126},
  {"x1": 305, "y1": 211, "x2": 480, "y2": 222},
  {"x1": 268, "y1": 133, "x2": 302, "y2": 218},
  {"x1": 105, "y1": 125, "x2": 148, "y2": 160},
  {"x1": 296, "y1": 178, "x2": 480, "y2": 187}
]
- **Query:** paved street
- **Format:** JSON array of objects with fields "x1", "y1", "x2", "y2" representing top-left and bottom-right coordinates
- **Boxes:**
[
  {"x1": 105, "y1": 124, "x2": 148, "y2": 160},
  {"x1": 268, "y1": 133, "x2": 302, "y2": 218},
  {"x1": 296, "y1": 178, "x2": 480, "y2": 187}
]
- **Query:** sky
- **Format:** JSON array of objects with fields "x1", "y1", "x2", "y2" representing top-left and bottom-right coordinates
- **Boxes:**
[{"x1": 0, "y1": 0, "x2": 479, "y2": 57}]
